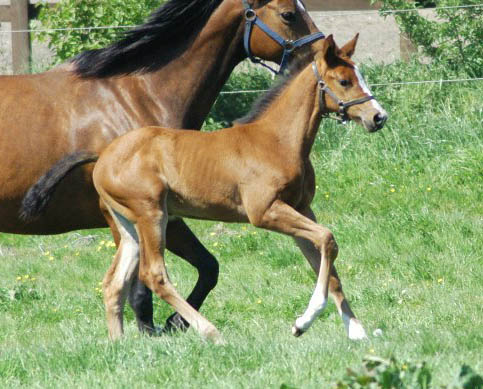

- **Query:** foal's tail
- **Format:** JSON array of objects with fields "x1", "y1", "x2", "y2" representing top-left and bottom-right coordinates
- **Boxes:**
[{"x1": 20, "y1": 152, "x2": 99, "y2": 222}]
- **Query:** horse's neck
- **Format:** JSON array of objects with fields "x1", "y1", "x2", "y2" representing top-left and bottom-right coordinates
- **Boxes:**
[
  {"x1": 135, "y1": 1, "x2": 245, "y2": 130},
  {"x1": 259, "y1": 68, "x2": 322, "y2": 158}
]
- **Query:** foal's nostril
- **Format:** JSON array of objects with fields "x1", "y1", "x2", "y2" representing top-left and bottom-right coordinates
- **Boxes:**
[{"x1": 374, "y1": 112, "x2": 387, "y2": 127}]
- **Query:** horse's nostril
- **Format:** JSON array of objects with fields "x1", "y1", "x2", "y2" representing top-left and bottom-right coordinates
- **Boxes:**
[{"x1": 374, "y1": 112, "x2": 387, "y2": 126}]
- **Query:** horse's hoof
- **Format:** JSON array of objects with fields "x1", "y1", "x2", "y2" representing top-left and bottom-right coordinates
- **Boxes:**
[
  {"x1": 292, "y1": 325, "x2": 305, "y2": 337},
  {"x1": 164, "y1": 313, "x2": 189, "y2": 333},
  {"x1": 347, "y1": 319, "x2": 368, "y2": 341}
]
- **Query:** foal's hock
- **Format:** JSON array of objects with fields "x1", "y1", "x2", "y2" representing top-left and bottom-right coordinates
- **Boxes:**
[{"x1": 92, "y1": 35, "x2": 387, "y2": 343}]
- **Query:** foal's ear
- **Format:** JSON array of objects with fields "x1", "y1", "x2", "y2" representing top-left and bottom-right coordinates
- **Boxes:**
[
  {"x1": 340, "y1": 33, "x2": 359, "y2": 58},
  {"x1": 318, "y1": 34, "x2": 338, "y2": 67}
]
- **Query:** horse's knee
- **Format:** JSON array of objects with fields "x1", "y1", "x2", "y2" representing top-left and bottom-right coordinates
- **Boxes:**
[{"x1": 319, "y1": 230, "x2": 338, "y2": 260}]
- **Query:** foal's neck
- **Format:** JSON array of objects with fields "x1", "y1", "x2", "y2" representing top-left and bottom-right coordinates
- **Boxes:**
[
  {"x1": 258, "y1": 66, "x2": 322, "y2": 159},
  {"x1": 143, "y1": 1, "x2": 246, "y2": 130}
]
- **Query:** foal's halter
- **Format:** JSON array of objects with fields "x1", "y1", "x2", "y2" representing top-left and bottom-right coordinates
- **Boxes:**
[
  {"x1": 243, "y1": 0, "x2": 325, "y2": 74},
  {"x1": 311, "y1": 61, "x2": 375, "y2": 123}
]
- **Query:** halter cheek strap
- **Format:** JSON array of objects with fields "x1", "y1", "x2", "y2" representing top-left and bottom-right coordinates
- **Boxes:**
[
  {"x1": 311, "y1": 62, "x2": 375, "y2": 123},
  {"x1": 243, "y1": 0, "x2": 325, "y2": 74}
]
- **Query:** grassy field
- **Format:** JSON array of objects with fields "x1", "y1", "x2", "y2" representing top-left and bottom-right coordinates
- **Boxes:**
[{"x1": 0, "y1": 61, "x2": 482, "y2": 388}]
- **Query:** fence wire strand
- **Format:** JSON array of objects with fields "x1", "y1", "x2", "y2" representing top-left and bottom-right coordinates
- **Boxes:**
[
  {"x1": 219, "y1": 78, "x2": 483, "y2": 95},
  {"x1": 0, "y1": 4, "x2": 481, "y2": 34}
]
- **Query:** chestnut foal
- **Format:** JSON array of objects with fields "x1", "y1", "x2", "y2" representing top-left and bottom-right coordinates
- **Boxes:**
[{"x1": 92, "y1": 34, "x2": 387, "y2": 343}]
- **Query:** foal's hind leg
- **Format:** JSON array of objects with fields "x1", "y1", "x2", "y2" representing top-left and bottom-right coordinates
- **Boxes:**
[
  {"x1": 128, "y1": 219, "x2": 220, "y2": 334},
  {"x1": 163, "y1": 218, "x2": 219, "y2": 332},
  {"x1": 293, "y1": 208, "x2": 367, "y2": 340},
  {"x1": 102, "y1": 209, "x2": 140, "y2": 340},
  {"x1": 133, "y1": 198, "x2": 223, "y2": 344}
]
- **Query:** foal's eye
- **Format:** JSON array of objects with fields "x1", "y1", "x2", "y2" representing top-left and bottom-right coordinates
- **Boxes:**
[
  {"x1": 281, "y1": 12, "x2": 296, "y2": 23},
  {"x1": 339, "y1": 79, "x2": 350, "y2": 87}
]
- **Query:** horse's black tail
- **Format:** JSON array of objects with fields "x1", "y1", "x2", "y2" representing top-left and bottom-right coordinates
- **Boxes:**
[{"x1": 20, "y1": 151, "x2": 99, "y2": 222}]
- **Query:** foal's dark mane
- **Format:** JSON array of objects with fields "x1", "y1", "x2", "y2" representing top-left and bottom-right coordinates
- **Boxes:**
[
  {"x1": 235, "y1": 58, "x2": 308, "y2": 125},
  {"x1": 72, "y1": 0, "x2": 224, "y2": 78}
]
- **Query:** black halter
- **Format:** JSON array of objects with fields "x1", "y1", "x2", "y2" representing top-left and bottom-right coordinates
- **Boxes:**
[
  {"x1": 311, "y1": 62, "x2": 375, "y2": 123},
  {"x1": 243, "y1": 0, "x2": 325, "y2": 74}
]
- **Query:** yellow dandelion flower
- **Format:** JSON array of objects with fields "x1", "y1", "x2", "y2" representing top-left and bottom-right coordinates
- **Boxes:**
[
  {"x1": 437, "y1": 278, "x2": 444, "y2": 284},
  {"x1": 44, "y1": 251, "x2": 50, "y2": 256},
  {"x1": 257, "y1": 299, "x2": 262, "y2": 304},
  {"x1": 427, "y1": 187, "x2": 432, "y2": 192},
  {"x1": 390, "y1": 188, "x2": 396, "y2": 193},
  {"x1": 75, "y1": 252, "x2": 80, "y2": 256},
  {"x1": 16, "y1": 276, "x2": 22, "y2": 281},
  {"x1": 49, "y1": 256, "x2": 54, "y2": 261},
  {"x1": 210, "y1": 232, "x2": 216, "y2": 236},
  {"x1": 24, "y1": 275, "x2": 29, "y2": 279},
  {"x1": 31, "y1": 277, "x2": 36, "y2": 281},
  {"x1": 100, "y1": 240, "x2": 106, "y2": 245}
]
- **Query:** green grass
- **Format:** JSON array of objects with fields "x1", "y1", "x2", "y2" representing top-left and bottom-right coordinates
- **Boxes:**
[{"x1": 0, "y1": 61, "x2": 482, "y2": 388}]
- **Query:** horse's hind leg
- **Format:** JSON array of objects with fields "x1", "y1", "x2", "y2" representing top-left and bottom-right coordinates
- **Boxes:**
[
  {"x1": 293, "y1": 207, "x2": 367, "y2": 340},
  {"x1": 163, "y1": 218, "x2": 219, "y2": 332},
  {"x1": 102, "y1": 209, "x2": 140, "y2": 340},
  {"x1": 134, "y1": 200, "x2": 223, "y2": 344}
]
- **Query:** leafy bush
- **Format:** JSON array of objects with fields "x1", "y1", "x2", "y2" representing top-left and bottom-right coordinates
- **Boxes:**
[
  {"x1": 35, "y1": 0, "x2": 162, "y2": 63},
  {"x1": 377, "y1": 0, "x2": 483, "y2": 77},
  {"x1": 334, "y1": 356, "x2": 483, "y2": 389},
  {"x1": 204, "y1": 67, "x2": 274, "y2": 130}
]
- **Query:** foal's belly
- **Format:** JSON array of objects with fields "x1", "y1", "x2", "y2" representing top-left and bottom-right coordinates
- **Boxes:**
[{"x1": 166, "y1": 192, "x2": 248, "y2": 223}]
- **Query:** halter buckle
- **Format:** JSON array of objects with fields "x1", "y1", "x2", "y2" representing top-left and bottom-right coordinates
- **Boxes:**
[
  {"x1": 245, "y1": 9, "x2": 257, "y2": 21},
  {"x1": 284, "y1": 41, "x2": 295, "y2": 53}
]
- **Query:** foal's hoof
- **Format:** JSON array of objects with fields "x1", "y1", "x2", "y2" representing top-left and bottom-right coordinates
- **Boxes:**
[
  {"x1": 292, "y1": 325, "x2": 305, "y2": 337},
  {"x1": 163, "y1": 312, "x2": 189, "y2": 334}
]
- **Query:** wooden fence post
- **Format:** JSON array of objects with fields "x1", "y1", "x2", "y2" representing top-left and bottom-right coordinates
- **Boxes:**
[{"x1": 10, "y1": 0, "x2": 30, "y2": 74}]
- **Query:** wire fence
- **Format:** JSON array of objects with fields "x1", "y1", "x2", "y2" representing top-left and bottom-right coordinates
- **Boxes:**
[
  {"x1": 0, "y1": 3, "x2": 481, "y2": 88},
  {"x1": 0, "y1": 3, "x2": 481, "y2": 34},
  {"x1": 219, "y1": 78, "x2": 483, "y2": 95}
]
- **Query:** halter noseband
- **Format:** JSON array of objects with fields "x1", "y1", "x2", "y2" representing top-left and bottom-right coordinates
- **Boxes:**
[
  {"x1": 311, "y1": 62, "x2": 375, "y2": 123},
  {"x1": 243, "y1": 0, "x2": 325, "y2": 74}
]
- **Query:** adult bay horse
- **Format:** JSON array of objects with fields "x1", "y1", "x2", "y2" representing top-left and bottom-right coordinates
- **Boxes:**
[
  {"x1": 22, "y1": 35, "x2": 388, "y2": 342},
  {"x1": 0, "y1": 0, "x2": 325, "y2": 333}
]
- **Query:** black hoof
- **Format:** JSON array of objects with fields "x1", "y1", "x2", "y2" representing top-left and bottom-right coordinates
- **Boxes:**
[{"x1": 163, "y1": 312, "x2": 189, "y2": 333}]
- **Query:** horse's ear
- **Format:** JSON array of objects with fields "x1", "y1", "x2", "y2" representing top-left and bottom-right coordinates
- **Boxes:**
[
  {"x1": 340, "y1": 33, "x2": 359, "y2": 58},
  {"x1": 318, "y1": 34, "x2": 337, "y2": 67}
]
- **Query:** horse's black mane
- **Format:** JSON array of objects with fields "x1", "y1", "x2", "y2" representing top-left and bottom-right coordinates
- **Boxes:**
[
  {"x1": 72, "y1": 0, "x2": 224, "y2": 78},
  {"x1": 235, "y1": 57, "x2": 309, "y2": 125}
]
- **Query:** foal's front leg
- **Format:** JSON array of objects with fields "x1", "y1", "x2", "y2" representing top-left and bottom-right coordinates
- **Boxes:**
[
  {"x1": 251, "y1": 200, "x2": 337, "y2": 336},
  {"x1": 294, "y1": 208, "x2": 367, "y2": 340}
]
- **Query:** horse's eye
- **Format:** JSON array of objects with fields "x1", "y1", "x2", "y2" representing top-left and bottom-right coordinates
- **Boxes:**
[
  {"x1": 339, "y1": 79, "x2": 350, "y2": 87},
  {"x1": 281, "y1": 12, "x2": 296, "y2": 23}
]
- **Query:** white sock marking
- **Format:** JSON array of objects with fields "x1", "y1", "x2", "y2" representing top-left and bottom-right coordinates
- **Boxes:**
[
  {"x1": 295, "y1": 283, "x2": 327, "y2": 332},
  {"x1": 342, "y1": 312, "x2": 368, "y2": 340}
]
